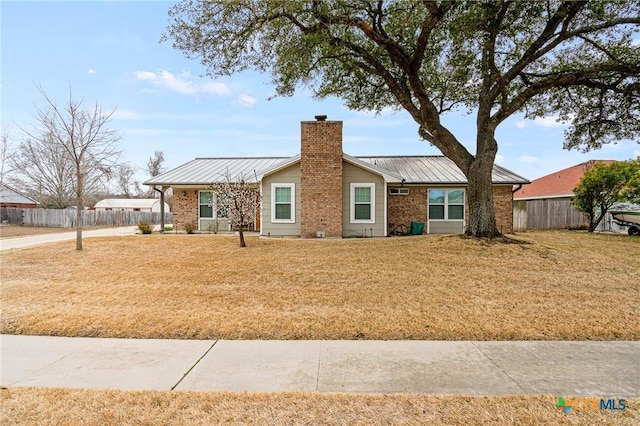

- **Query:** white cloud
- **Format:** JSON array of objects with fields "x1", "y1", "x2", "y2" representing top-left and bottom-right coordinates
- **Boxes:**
[
  {"x1": 88, "y1": 68, "x2": 96, "y2": 75},
  {"x1": 134, "y1": 70, "x2": 230, "y2": 96},
  {"x1": 495, "y1": 154, "x2": 505, "y2": 164},
  {"x1": 519, "y1": 155, "x2": 538, "y2": 164},
  {"x1": 532, "y1": 116, "x2": 568, "y2": 127},
  {"x1": 234, "y1": 93, "x2": 257, "y2": 107},
  {"x1": 515, "y1": 120, "x2": 526, "y2": 129}
]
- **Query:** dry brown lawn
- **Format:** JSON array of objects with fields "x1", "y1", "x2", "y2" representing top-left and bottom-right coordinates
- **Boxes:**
[
  {"x1": 0, "y1": 224, "x2": 106, "y2": 239},
  {"x1": 1, "y1": 231, "x2": 638, "y2": 340},
  {"x1": 1, "y1": 388, "x2": 637, "y2": 425}
]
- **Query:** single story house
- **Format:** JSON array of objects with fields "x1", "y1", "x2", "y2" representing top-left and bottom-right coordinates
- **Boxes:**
[
  {"x1": 0, "y1": 183, "x2": 39, "y2": 209},
  {"x1": 145, "y1": 116, "x2": 528, "y2": 237},
  {"x1": 94, "y1": 198, "x2": 170, "y2": 213},
  {"x1": 513, "y1": 160, "x2": 613, "y2": 231}
]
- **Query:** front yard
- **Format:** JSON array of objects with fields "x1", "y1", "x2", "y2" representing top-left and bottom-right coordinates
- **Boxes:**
[{"x1": 1, "y1": 231, "x2": 638, "y2": 340}]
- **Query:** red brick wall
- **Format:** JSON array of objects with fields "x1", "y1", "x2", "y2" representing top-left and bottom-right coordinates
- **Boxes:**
[
  {"x1": 387, "y1": 185, "x2": 514, "y2": 234},
  {"x1": 172, "y1": 189, "x2": 198, "y2": 232},
  {"x1": 493, "y1": 185, "x2": 514, "y2": 234},
  {"x1": 300, "y1": 120, "x2": 343, "y2": 238},
  {"x1": 387, "y1": 186, "x2": 427, "y2": 232}
]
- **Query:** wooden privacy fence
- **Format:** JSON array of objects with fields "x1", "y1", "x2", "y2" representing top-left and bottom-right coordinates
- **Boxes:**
[
  {"x1": 1, "y1": 207, "x2": 172, "y2": 228},
  {"x1": 513, "y1": 198, "x2": 588, "y2": 231}
]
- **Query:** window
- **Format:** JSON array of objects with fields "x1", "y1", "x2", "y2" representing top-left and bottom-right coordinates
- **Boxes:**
[
  {"x1": 271, "y1": 183, "x2": 295, "y2": 223},
  {"x1": 199, "y1": 191, "x2": 214, "y2": 219},
  {"x1": 389, "y1": 187, "x2": 409, "y2": 195},
  {"x1": 428, "y1": 189, "x2": 465, "y2": 220},
  {"x1": 200, "y1": 191, "x2": 229, "y2": 219},
  {"x1": 351, "y1": 183, "x2": 375, "y2": 223},
  {"x1": 216, "y1": 194, "x2": 229, "y2": 218}
]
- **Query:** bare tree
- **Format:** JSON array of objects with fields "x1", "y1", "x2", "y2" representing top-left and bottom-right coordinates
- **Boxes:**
[
  {"x1": 22, "y1": 86, "x2": 121, "y2": 250},
  {"x1": 147, "y1": 150, "x2": 166, "y2": 177},
  {"x1": 211, "y1": 171, "x2": 259, "y2": 247},
  {"x1": 12, "y1": 132, "x2": 76, "y2": 208},
  {"x1": 115, "y1": 163, "x2": 143, "y2": 198},
  {"x1": 0, "y1": 127, "x2": 16, "y2": 187},
  {"x1": 146, "y1": 150, "x2": 166, "y2": 197}
]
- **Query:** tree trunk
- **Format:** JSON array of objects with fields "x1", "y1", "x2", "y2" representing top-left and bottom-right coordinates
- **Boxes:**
[
  {"x1": 465, "y1": 131, "x2": 500, "y2": 238},
  {"x1": 466, "y1": 158, "x2": 499, "y2": 238},
  {"x1": 238, "y1": 228, "x2": 246, "y2": 247},
  {"x1": 75, "y1": 170, "x2": 83, "y2": 251}
]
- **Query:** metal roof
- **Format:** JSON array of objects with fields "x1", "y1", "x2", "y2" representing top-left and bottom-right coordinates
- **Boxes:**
[
  {"x1": 144, "y1": 157, "x2": 289, "y2": 186},
  {"x1": 358, "y1": 156, "x2": 529, "y2": 184},
  {"x1": 0, "y1": 183, "x2": 39, "y2": 205},
  {"x1": 145, "y1": 155, "x2": 529, "y2": 186}
]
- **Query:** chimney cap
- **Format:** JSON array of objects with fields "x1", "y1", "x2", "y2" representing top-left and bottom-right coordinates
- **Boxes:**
[{"x1": 314, "y1": 114, "x2": 327, "y2": 121}]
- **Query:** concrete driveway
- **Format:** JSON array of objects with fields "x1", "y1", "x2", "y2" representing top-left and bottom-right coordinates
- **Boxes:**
[{"x1": 0, "y1": 226, "x2": 138, "y2": 251}]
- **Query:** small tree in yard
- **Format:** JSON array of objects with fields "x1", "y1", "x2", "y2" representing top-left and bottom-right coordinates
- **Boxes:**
[
  {"x1": 573, "y1": 159, "x2": 640, "y2": 233},
  {"x1": 211, "y1": 172, "x2": 259, "y2": 247},
  {"x1": 22, "y1": 87, "x2": 121, "y2": 250}
]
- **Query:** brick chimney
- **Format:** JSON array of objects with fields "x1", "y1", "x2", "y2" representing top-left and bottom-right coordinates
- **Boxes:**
[{"x1": 300, "y1": 116, "x2": 343, "y2": 238}]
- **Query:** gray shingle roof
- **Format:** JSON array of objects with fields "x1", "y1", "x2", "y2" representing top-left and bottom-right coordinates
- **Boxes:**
[{"x1": 144, "y1": 155, "x2": 529, "y2": 186}]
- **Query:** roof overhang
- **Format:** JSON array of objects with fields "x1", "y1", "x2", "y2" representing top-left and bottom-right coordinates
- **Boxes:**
[
  {"x1": 343, "y1": 154, "x2": 403, "y2": 183},
  {"x1": 256, "y1": 154, "x2": 403, "y2": 183},
  {"x1": 255, "y1": 155, "x2": 300, "y2": 181}
]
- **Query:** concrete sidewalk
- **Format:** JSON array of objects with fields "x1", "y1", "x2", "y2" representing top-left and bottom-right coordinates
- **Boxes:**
[
  {"x1": 0, "y1": 226, "x2": 138, "y2": 251},
  {"x1": 1, "y1": 335, "x2": 638, "y2": 396}
]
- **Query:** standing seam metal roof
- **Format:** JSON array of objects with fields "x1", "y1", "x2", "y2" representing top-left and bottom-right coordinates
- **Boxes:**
[{"x1": 144, "y1": 155, "x2": 529, "y2": 186}]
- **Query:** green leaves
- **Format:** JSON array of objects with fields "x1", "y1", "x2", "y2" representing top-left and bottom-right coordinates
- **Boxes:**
[{"x1": 573, "y1": 159, "x2": 640, "y2": 231}]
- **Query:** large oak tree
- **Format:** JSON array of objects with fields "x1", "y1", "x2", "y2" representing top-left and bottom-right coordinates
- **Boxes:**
[{"x1": 164, "y1": 0, "x2": 640, "y2": 237}]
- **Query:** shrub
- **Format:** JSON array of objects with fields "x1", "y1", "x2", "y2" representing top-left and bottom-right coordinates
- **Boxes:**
[
  {"x1": 184, "y1": 221, "x2": 197, "y2": 234},
  {"x1": 164, "y1": 226, "x2": 174, "y2": 232},
  {"x1": 138, "y1": 222, "x2": 153, "y2": 234}
]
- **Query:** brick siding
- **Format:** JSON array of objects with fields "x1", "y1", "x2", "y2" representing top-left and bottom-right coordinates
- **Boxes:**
[
  {"x1": 387, "y1": 187, "x2": 427, "y2": 232},
  {"x1": 387, "y1": 185, "x2": 514, "y2": 234},
  {"x1": 172, "y1": 189, "x2": 198, "y2": 231},
  {"x1": 493, "y1": 185, "x2": 514, "y2": 234},
  {"x1": 300, "y1": 120, "x2": 343, "y2": 238}
]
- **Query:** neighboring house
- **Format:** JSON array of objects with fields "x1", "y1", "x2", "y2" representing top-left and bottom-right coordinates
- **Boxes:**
[
  {"x1": 145, "y1": 117, "x2": 528, "y2": 237},
  {"x1": 0, "y1": 183, "x2": 39, "y2": 209},
  {"x1": 513, "y1": 160, "x2": 614, "y2": 231},
  {"x1": 94, "y1": 198, "x2": 170, "y2": 213}
]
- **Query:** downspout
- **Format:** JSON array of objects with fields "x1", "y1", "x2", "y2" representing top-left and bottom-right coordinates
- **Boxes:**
[
  {"x1": 512, "y1": 184, "x2": 523, "y2": 194},
  {"x1": 153, "y1": 186, "x2": 165, "y2": 233}
]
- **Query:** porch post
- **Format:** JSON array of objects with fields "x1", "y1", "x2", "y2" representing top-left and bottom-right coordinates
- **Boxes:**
[{"x1": 154, "y1": 186, "x2": 166, "y2": 233}]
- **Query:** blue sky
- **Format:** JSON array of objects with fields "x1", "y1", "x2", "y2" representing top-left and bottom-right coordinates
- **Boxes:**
[{"x1": 2, "y1": 0, "x2": 638, "y2": 185}]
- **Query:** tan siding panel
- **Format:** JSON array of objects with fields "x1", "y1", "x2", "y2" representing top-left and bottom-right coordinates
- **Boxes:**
[
  {"x1": 342, "y1": 162, "x2": 385, "y2": 237},
  {"x1": 261, "y1": 164, "x2": 301, "y2": 236}
]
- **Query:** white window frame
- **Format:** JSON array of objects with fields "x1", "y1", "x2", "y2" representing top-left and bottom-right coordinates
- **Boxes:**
[
  {"x1": 350, "y1": 183, "x2": 375, "y2": 224},
  {"x1": 428, "y1": 188, "x2": 465, "y2": 221},
  {"x1": 199, "y1": 190, "x2": 215, "y2": 220},
  {"x1": 271, "y1": 183, "x2": 295, "y2": 223}
]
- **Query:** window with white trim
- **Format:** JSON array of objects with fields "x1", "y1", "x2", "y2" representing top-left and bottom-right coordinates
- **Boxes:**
[
  {"x1": 350, "y1": 183, "x2": 375, "y2": 223},
  {"x1": 199, "y1": 191, "x2": 228, "y2": 219},
  {"x1": 199, "y1": 191, "x2": 214, "y2": 219},
  {"x1": 428, "y1": 189, "x2": 465, "y2": 220},
  {"x1": 271, "y1": 183, "x2": 295, "y2": 223}
]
